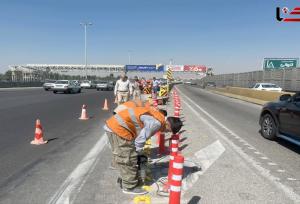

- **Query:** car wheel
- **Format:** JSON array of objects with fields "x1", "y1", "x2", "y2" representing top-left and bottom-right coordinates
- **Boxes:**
[
  {"x1": 44, "y1": 88, "x2": 49, "y2": 91},
  {"x1": 261, "y1": 114, "x2": 277, "y2": 140},
  {"x1": 53, "y1": 91, "x2": 57, "y2": 94},
  {"x1": 78, "y1": 89, "x2": 81, "y2": 93}
]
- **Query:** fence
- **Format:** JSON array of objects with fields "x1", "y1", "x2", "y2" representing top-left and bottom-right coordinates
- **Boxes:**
[{"x1": 199, "y1": 67, "x2": 300, "y2": 91}]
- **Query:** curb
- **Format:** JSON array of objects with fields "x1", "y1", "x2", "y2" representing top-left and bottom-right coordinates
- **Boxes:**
[
  {"x1": 210, "y1": 90, "x2": 268, "y2": 106},
  {"x1": 0, "y1": 87, "x2": 42, "y2": 91}
]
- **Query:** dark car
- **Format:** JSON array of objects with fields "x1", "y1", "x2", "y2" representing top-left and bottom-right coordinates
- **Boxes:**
[{"x1": 259, "y1": 92, "x2": 300, "y2": 145}]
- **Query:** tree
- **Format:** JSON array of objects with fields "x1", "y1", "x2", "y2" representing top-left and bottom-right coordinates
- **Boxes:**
[{"x1": 5, "y1": 70, "x2": 12, "y2": 81}]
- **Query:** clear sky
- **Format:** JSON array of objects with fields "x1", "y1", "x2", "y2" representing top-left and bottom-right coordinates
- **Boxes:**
[{"x1": 0, "y1": 0, "x2": 299, "y2": 74}]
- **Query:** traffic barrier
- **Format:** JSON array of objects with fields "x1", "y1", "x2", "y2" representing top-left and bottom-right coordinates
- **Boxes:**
[
  {"x1": 30, "y1": 119, "x2": 48, "y2": 145},
  {"x1": 174, "y1": 109, "x2": 180, "y2": 118},
  {"x1": 164, "y1": 152, "x2": 177, "y2": 191},
  {"x1": 79, "y1": 104, "x2": 89, "y2": 120},
  {"x1": 169, "y1": 154, "x2": 184, "y2": 204},
  {"x1": 170, "y1": 139, "x2": 179, "y2": 154},
  {"x1": 102, "y1": 99, "x2": 109, "y2": 110}
]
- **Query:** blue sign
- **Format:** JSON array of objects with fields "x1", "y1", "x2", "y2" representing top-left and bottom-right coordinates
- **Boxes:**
[{"x1": 126, "y1": 65, "x2": 164, "y2": 72}]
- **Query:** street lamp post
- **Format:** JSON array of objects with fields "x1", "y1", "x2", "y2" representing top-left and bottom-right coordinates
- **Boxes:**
[{"x1": 80, "y1": 22, "x2": 92, "y2": 79}]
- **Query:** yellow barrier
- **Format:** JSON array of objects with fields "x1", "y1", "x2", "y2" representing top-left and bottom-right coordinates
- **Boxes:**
[
  {"x1": 215, "y1": 86, "x2": 294, "y2": 102},
  {"x1": 159, "y1": 85, "x2": 168, "y2": 97}
]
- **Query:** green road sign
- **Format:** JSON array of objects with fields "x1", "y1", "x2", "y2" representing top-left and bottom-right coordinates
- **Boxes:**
[{"x1": 263, "y1": 58, "x2": 299, "y2": 70}]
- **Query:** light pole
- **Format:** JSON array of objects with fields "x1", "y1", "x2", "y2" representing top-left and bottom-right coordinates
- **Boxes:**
[{"x1": 80, "y1": 22, "x2": 92, "y2": 79}]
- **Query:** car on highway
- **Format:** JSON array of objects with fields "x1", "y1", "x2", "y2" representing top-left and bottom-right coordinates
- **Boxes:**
[
  {"x1": 52, "y1": 80, "x2": 81, "y2": 94},
  {"x1": 259, "y1": 92, "x2": 300, "y2": 145},
  {"x1": 96, "y1": 81, "x2": 114, "y2": 91},
  {"x1": 43, "y1": 79, "x2": 56, "y2": 91},
  {"x1": 80, "y1": 80, "x2": 92, "y2": 89},
  {"x1": 252, "y1": 83, "x2": 282, "y2": 92}
]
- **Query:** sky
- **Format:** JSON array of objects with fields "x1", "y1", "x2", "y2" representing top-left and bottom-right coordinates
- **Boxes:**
[{"x1": 0, "y1": 0, "x2": 300, "y2": 74}]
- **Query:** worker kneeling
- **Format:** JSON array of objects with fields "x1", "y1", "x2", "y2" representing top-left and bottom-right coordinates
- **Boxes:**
[{"x1": 104, "y1": 107, "x2": 182, "y2": 195}]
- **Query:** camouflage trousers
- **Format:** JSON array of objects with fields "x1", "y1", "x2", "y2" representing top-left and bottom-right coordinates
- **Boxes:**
[{"x1": 106, "y1": 131, "x2": 138, "y2": 189}]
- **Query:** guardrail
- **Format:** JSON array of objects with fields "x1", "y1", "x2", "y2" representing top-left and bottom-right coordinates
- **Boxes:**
[{"x1": 0, "y1": 81, "x2": 43, "y2": 88}]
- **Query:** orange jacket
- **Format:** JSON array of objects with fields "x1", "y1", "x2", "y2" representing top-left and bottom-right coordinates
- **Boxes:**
[
  {"x1": 106, "y1": 107, "x2": 166, "y2": 141},
  {"x1": 114, "y1": 100, "x2": 151, "y2": 113}
]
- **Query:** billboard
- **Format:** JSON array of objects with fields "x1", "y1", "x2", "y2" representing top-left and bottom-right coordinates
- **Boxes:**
[
  {"x1": 165, "y1": 65, "x2": 184, "y2": 72},
  {"x1": 126, "y1": 65, "x2": 164, "y2": 72},
  {"x1": 184, "y1": 65, "x2": 207, "y2": 72},
  {"x1": 263, "y1": 58, "x2": 299, "y2": 70}
]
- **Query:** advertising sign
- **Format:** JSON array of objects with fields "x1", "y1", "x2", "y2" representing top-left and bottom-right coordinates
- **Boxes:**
[
  {"x1": 126, "y1": 65, "x2": 164, "y2": 72},
  {"x1": 184, "y1": 65, "x2": 207, "y2": 72},
  {"x1": 263, "y1": 58, "x2": 299, "y2": 69},
  {"x1": 165, "y1": 65, "x2": 184, "y2": 72}
]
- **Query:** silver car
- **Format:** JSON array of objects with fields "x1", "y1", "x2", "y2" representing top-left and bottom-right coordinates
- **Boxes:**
[
  {"x1": 52, "y1": 80, "x2": 81, "y2": 94},
  {"x1": 43, "y1": 79, "x2": 56, "y2": 91}
]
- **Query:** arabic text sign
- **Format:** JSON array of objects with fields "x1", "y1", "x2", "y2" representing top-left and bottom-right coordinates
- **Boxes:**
[
  {"x1": 263, "y1": 58, "x2": 299, "y2": 69},
  {"x1": 165, "y1": 65, "x2": 184, "y2": 72},
  {"x1": 184, "y1": 65, "x2": 207, "y2": 72},
  {"x1": 126, "y1": 65, "x2": 164, "y2": 72}
]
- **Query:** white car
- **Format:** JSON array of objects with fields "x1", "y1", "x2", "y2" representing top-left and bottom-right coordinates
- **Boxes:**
[
  {"x1": 43, "y1": 79, "x2": 56, "y2": 91},
  {"x1": 80, "y1": 80, "x2": 92, "y2": 89},
  {"x1": 52, "y1": 80, "x2": 81, "y2": 94},
  {"x1": 252, "y1": 83, "x2": 282, "y2": 92}
]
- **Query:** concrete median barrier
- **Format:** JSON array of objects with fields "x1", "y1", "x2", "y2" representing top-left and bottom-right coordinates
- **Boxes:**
[{"x1": 210, "y1": 87, "x2": 294, "y2": 105}]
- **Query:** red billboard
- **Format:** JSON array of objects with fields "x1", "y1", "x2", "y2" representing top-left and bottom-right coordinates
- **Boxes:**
[{"x1": 184, "y1": 65, "x2": 207, "y2": 72}]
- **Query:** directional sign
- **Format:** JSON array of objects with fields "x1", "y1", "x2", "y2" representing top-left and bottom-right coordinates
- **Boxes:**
[{"x1": 263, "y1": 58, "x2": 299, "y2": 70}]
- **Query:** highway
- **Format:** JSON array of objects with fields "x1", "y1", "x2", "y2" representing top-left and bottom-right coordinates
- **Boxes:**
[{"x1": 0, "y1": 86, "x2": 299, "y2": 203}]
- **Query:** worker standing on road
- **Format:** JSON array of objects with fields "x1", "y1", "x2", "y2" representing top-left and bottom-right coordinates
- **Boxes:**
[
  {"x1": 114, "y1": 74, "x2": 132, "y2": 105},
  {"x1": 104, "y1": 107, "x2": 182, "y2": 195},
  {"x1": 132, "y1": 76, "x2": 142, "y2": 100},
  {"x1": 152, "y1": 77, "x2": 159, "y2": 95}
]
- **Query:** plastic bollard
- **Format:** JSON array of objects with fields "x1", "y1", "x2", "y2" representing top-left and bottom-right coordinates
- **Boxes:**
[{"x1": 169, "y1": 154, "x2": 184, "y2": 204}]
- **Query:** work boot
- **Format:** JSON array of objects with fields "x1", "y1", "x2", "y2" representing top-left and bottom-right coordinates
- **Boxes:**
[{"x1": 122, "y1": 186, "x2": 148, "y2": 195}]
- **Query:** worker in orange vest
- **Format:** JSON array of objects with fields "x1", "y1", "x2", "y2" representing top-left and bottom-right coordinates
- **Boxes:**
[
  {"x1": 113, "y1": 99, "x2": 153, "y2": 114},
  {"x1": 104, "y1": 107, "x2": 182, "y2": 195}
]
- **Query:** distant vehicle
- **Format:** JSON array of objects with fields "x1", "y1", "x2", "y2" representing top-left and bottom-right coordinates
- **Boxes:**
[
  {"x1": 52, "y1": 80, "x2": 81, "y2": 94},
  {"x1": 43, "y1": 79, "x2": 56, "y2": 91},
  {"x1": 80, "y1": 80, "x2": 92, "y2": 89},
  {"x1": 96, "y1": 81, "x2": 114, "y2": 91},
  {"x1": 259, "y1": 92, "x2": 300, "y2": 146},
  {"x1": 205, "y1": 82, "x2": 216, "y2": 88},
  {"x1": 252, "y1": 83, "x2": 282, "y2": 92}
]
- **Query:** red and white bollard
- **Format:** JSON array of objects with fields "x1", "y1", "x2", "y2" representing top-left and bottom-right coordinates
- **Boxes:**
[
  {"x1": 153, "y1": 98, "x2": 158, "y2": 108},
  {"x1": 174, "y1": 109, "x2": 180, "y2": 117},
  {"x1": 170, "y1": 139, "x2": 179, "y2": 154},
  {"x1": 163, "y1": 152, "x2": 177, "y2": 191},
  {"x1": 169, "y1": 154, "x2": 184, "y2": 204}
]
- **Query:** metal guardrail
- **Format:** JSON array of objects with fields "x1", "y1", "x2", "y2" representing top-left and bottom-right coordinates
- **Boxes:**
[{"x1": 0, "y1": 81, "x2": 43, "y2": 88}]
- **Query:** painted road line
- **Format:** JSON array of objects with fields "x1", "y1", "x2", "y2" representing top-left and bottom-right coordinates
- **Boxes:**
[
  {"x1": 177, "y1": 88, "x2": 300, "y2": 203},
  {"x1": 181, "y1": 140, "x2": 225, "y2": 192},
  {"x1": 48, "y1": 134, "x2": 108, "y2": 204}
]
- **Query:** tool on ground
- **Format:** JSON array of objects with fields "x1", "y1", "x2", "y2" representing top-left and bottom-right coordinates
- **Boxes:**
[{"x1": 137, "y1": 154, "x2": 148, "y2": 183}]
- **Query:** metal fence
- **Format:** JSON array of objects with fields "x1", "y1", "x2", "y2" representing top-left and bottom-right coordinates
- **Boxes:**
[{"x1": 200, "y1": 67, "x2": 300, "y2": 91}]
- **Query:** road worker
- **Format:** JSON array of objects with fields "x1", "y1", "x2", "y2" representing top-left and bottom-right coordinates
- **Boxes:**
[{"x1": 104, "y1": 107, "x2": 182, "y2": 195}]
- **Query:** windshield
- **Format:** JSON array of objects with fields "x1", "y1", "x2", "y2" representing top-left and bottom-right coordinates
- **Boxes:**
[
  {"x1": 55, "y1": 81, "x2": 68, "y2": 84},
  {"x1": 262, "y1": 84, "x2": 279, "y2": 88},
  {"x1": 45, "y1": 80, "x2": 56, "y2": 83}
]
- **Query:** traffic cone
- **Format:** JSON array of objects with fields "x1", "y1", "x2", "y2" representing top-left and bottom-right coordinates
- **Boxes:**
[
  {"x1": 102, "y1": 99, "x2": 109, "y2": 110},
  {"x1": 30, "y1": 119, "x2": 47, "y2": 145},
  {"x1": 79, "y1": 104, "x2": 89, "y2": 120}
]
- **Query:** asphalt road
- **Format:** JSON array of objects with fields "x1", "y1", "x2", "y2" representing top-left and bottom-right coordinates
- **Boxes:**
[
  {"x1": 178, "y1": 85, "x2": 300, "y2": 195},
  {"x1": 0, "y1": 85, "x2": 299, "y2": 204},
  {"x1": 0, "y1": 88, "x2": 115, "y2": 203}
]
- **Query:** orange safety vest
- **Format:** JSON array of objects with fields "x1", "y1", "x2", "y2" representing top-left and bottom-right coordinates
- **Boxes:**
[
  {"x1": 106, "y1": 107, "x2": 166, "y2": 141},
  {"x1": 123, "y1": 100, "x2": 151, "y2": 109}
]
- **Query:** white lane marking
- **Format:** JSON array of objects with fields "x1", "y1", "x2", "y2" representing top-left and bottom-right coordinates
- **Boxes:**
[
  {"x1": 287, "y1": 178, "x2": 297, "y2": 181},
  {"x1": 260, "y1": 157, "x2": 269, "y2": 160},
  {"x1": 182, "y1": 140, "x2": 225, "y2": 192},
  {"x1": 254, "y1": 151, "x2": 261, "y2": 155},
  {"x1": 268, "y1": 162, "x2": 277, "y2": 166},
  {"x1": 177, "y1": 88, "x2": 300, "y2": 203},
  {"x1": 48, "y1": 134, "x2": 108, "y2": 204},
  {"x1": 277, "y1": 169, "x2": 286, "y2": 173},
  {"x1": 194, "y1": 140, "x2": 225, "y2": 172}
]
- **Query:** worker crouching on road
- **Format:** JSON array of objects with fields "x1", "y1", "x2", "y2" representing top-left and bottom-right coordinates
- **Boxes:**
[{"x1": 103, "y1": 107, "x2": 182, "y2": 195}]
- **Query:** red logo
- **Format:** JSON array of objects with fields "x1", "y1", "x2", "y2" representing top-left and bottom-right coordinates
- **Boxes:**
[{"x1": 276, "y1": 7, "x2": 300, "y2": 22}]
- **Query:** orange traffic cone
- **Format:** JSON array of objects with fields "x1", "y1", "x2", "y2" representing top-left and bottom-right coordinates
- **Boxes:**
[
  {"x1": 79, "y1": 104, "x2": 89, "y2": 120},
  {"x1": 31, "y1": 119, "x2": 48, "y2": 145},
  {"x1": 114, "y1": 96, "x2": 118, "y2": 104},
  {"x1": 102, "y1": 99, "x2": 109, "y2": 110}
]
